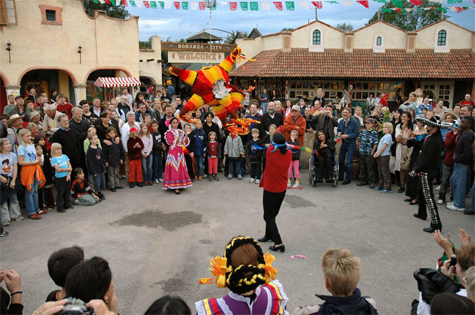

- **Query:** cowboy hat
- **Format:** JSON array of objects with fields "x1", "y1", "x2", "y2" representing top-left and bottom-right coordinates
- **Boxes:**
[
  {"x1": 7, "y1": 114, "x2": 22, "y2": 126},
  {"x1": 415, "y1": 116, "x2": 451, "y2": 129}
]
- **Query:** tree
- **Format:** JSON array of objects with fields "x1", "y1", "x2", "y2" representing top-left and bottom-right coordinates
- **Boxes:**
[
  {"x1": 336, "y1": 23, "x2": 354, "y2": 31},
  {"x1": 282, "y1": 28, "x2": 294, "y2": 31},
  {"x1": 224, "y1": 30, "x2": 249, "y2": 44},
  {"x1": 367, "y1": 0, "x2": 447, "y2": 31},
  {"x1": 139, "y1": 36, "x2": 152, "y2": 49},
  {"x1": 83, "y1": 0, "x2": 130, "y2": 19}
]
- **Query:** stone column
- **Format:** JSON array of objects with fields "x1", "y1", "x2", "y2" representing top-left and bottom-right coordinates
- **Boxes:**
[
  {"x1": 4, "y1": 85, "x2": 21, "y2": 97},
  {"x1": 73, "y1": 84, "x2": 87, "y2": 105}
]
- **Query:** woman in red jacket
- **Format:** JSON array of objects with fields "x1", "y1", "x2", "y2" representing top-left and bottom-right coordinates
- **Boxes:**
[{"x1": 258, "y1": 133, "x2": 292, "y2": 252}]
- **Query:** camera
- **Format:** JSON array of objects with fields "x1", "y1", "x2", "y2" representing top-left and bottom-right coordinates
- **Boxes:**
[
  {"x1": 449, "y1": 255, "x2": 457, "y2": 267},
  {"x1": 55, "y1": 298, "x2": 93, "y2": 314}
]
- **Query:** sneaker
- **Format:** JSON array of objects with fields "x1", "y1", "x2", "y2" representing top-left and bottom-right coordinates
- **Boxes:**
[
  {"x1": 437, "y1": 199, "x2": 444, "y2": 205},
  {"x1": 463, "y1": 209, "x2": 475, "y2": 215},
  {"x1": 154, "y1": 179, "x2": 160, "y2": 184},
  {"x1": 2, "y1": 221, "x2": 10, "y2": 227},
  {"x1": 446, "y1": 204, "x2": 465, "y2": 212},
  {"x1": 381, "y1": 189, "x2": 392, "y2": 194},
  {"x1": 159, "y1": 179, "x2": 163, "y2": 183},
  {"x1": 108, "y1": 188, "x2": 117, "y2": 192},
  {"x1": 446, "y1": 202, "x2": 454, "y2": 207},
  {"x1": 256, "y1": 179, "x2": 260, "y2": 184},
  {"x1": 115, "y1": 186, "x2": 124, "y2": 189},
  {"x1": 292, "y1": 182, "x2": 300, "y2": 188},
  {"x1": 369, "y1": 183, "x2": 376, "y2": 189},
  {"x1": 250, "y1": 178, "x2": 255, "y2": 183},
  {"x1": 203, "y1": 174, "x2": 208, "y2": 178},
  {"x1": 73, "y1": 199, "x2": 79, "y2": 205},
  {"x1": 209, "y1": 176, "x2": 213, "y2": 181},
  {"x1": 12, "y1": 216, "x2": 24, "y2": 222},
  {"x1": 228, "y1": 175, "x2": 233, "y2": 180},
  {"x1": 287, "y1": 181, "x2": 292, "y2": 188},
  {"x1": 237, "y1": 174, "x2": 242, "y2": 180},
  {"x1": 214, "y1": 175, "x2": 219, "y2": 181},
  {"x1": 436, "y1": 185, "x2": 441, "y2": 191},
  {"x1": 0, "y1": 231, "x2": 8, "y2": 237},
  {"x1": 373, "y1": 186, "x2": 381, "y2": 191}
]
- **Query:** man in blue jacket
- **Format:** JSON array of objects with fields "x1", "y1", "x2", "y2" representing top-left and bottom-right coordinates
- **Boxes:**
[{"x1": 337, "y1": 108, "x2": 359, "y2": 185}]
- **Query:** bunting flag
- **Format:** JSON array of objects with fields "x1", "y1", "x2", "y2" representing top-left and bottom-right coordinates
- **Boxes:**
[
  {"x1": 190, "y1": 1, "x2": 198, "y2": 9},
  {"x1": 429, "y1": 0, "x2": 441, "y2": 2},
  {"x1": 390, "y1": 0, "x2": 404, "y2": 7},
  {"x1": 447, "y1": 0, "x2": 462, "y2": 3},
  {"x1": 174, "y1": 1, "x2": 180, "y2": 9},
  {"x1": 285, "y1": 1, "x2": 295, "y2": 9},
  {"x1": 199, "y1": 1, "x2": 206, "y2": 9},
  {"x1": 299, "y1": 1, "x2": 310, "y2": 8},
  {"x1": 104, "y1": 0, "x2": 112, "y2": 4},
  {"x1": 325, "y1": 1, "x2": 338, "y2": 3},
  {"x1": 409, "y1": 0, "x2": 422, "y2": 5},
  {"x1": 240, "y1": 1, "x2": 248, "y2": 10},
  {"x1": 158, "y1": 1, "x2": 164, "y2": 8},
  {"x1": 356, "y1": 0, "x2": 369, "y2": 8},
  {"x1": 372, "y1": 0, "x2": 386, "y2": 2},
  {"x1": 436, "y1": 6, "x2": 447, "y2": 12},
  {"x1": 143, "y1": 0, "x2": 150, "y2": 7},
  {"x1": 219, "y1": 1, "x2": 227, "y2": 5},
  {"x1": 250, "y1": 1, "x2": 259, "y2": 10},
  {"x1": 262, "y1": 1, "x2": 271, "y2": 9},
  {"x1": 164, "y1": 1, "x2": 172, "y2": 8},
  {"x1": 129, "y1": 0, "x2": 137, "y2": 6},
  {"x1": 382, "y1": 7, "x2": 392, "y2": 12},
  {"x1": 122, "y1": 0, "x2": 128, "y2": 5},
  {"x1": 182, "y1": 1, "x2": 188, "y2": 9},
  {"x1": 342, "y1": 1, "x2": 354, "y2": 5},
  {"x1": 273, "y1": 1, "x2": 283, "y2": 10},
  {"x1": 150, "y1": 1, "x2": 157, "y2": 8},
  {"x1": 93, "y1": 0, "x2": 100, "y2": 3},
  {"x1": 229, "y1": 1, "x2": 238, "y2": 10},
  {"x1": 311, "y1": 1, "x2": 323, "y2": 8}
]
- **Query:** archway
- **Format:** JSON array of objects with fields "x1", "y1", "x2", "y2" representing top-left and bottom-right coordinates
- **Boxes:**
[
  {"x1": 0, "y1": 75, "x2": 7, "y2": 114},
  {"x1": 19, "y1": 68, "x2": 77, "y2": 105},
  {"x1": 140, "y1": 75, "x2": 157, "y2": 98},
  {"x1": 86, "y1": 69, "x2": 135, "y2": 103}
]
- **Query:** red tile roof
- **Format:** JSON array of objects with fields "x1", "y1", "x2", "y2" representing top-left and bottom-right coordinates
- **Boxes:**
[{"x1": 231, "y1": 49, "x2": 475, "y2": 79}]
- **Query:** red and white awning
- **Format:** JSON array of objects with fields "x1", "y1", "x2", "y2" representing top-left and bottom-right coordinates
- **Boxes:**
[{"x1": 94, "y1": 77, "x2": 141, "y2": 88}]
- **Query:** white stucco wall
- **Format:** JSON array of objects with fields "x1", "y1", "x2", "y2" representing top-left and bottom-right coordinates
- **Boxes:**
[
  {"x1": 139, "y1": 36, "x2": 163, "y2": 87},
  {"x1": 416, "y1": 20, "x2": 473, "y2": 50},
  {"x1": 354, "y1": 22, "x2": 406, "y2": 50},
  {"x1": 291, "y1": 21, "x2": 344, "y2": 49}
]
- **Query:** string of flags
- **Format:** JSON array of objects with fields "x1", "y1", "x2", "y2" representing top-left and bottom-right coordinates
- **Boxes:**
[{"x1": 92, "y1": 0, "x2": 475, "y2": 12}]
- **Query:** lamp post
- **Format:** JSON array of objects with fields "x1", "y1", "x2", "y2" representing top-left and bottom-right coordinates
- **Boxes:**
[
  {"x1": 6, "y1": 40, "x2": 12, "y2": 63},
  {"x1": 77, "y1": 44, "x2": 82, "y2": 64}
]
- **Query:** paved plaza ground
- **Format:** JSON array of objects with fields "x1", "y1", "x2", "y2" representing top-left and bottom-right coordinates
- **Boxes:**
[{"x1": 1, "y1": 169, "x2": 474, "y2": 314}]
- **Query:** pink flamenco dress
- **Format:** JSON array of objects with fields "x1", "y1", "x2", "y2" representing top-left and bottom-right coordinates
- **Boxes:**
[{"x1": 163, "y1": 127, "x2": 193, "y2": 190}]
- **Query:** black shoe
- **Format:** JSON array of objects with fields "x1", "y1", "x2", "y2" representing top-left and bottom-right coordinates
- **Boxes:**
[
  {"x1": 423, "y1": 226, "x2": 442, "y2": 233},
  {"x1": 338, "y1": 177, "x2": 344, "y2": 181},
  {"x1": 398, "y1": 186, "x2": 405, "y2": 193},
  {"x1": 369, "y1": 183, "x2": 376, "y2": 189},
  {"x1": 269, "y1": 244, "x2": 285, "y2": 252},
  {"x1": 108, "y1": 188, "x2": 117, "y2": 192},
  {"x1": 115, "y1": 186, "x2": 124, "y2": 189},
  {"x1": 209, "y1": 176, "x2": 213, "y2": 181},
  {"x1": 404, "y1": 198, "x2": 413, "y2": 202},
  {"x1": 410, "y1": 201, "x2": 418, "y2": 206},
  {"x1": 65, "y1": 205, "x2": 74, "y2": 210},
  {"x1": 57, "y1": 209, "x2": 66, "y2": 213},
  {"x1": 129, "y1": 182, "x2": 136, "y2": 188},
  {"x1": 413, "y1": 213, "x2": 426, "y2": 220},
  {"x1": 258, "y1": 236, "x2": 271, "y2": 242},
  {"x1": 357, "y1": 182, "x2": 368, "y2": 186},
  {"x1": 137, "y1": 182, "x2": 144, "y2": 187},
  {"x1": 175, "y1": 190, "x2": 180, "y2": 195},
  {"x1": 464, "y1": 210, "x2": 475, "y2": 215},
  {"x1": 342, "y1": 181, "x2": 351, "y2": 185}
]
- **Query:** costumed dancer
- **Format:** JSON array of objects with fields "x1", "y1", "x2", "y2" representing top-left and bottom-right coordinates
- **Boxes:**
[
  {"x1": 258, "y1": 133, "x2": 292, "y2": 252},
  {"x1": 196, "y1": 236, "x2": 289, "y2": 315},
  {"x1": 411, "y1": 117, "x2": 450, "y2": 233},
  {"x1": 163, "y1": 117, "x2": 192, "y2": 194}
]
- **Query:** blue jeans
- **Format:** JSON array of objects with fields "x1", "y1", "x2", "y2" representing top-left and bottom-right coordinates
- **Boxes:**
[
  {"x1": 450, "y1": 163, "x2": 470, "y2": 208},
  {"x1": 229, "y1": 158, "x2": 242, "y2": 177},
  {"x1": 153, "y1": 152, "x2": 163, "y2": 181},
  {"x1": 261, "y1": 102, "x2": 268, "y2": 113},
  {"x1": 142, "y1": 155, "x2": 153, "y2": 182},
  {"x1": 195, "y1": 155, "x2": 204, "y2": 176},
  {"x1": 25, "y1": 178, "x2": 40, "y2": 215},
  {"x1": 338, "y1": 141, "x2": 356, "y2": 182},
  {"x1": 472, "y1": 178, "x2": 475, "y2": 212},
  {"x1": 89, "y1": 173, "x2": 106, "y2": 192}
]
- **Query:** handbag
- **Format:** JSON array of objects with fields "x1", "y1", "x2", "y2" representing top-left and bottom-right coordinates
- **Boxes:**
[{"x1": 400, "y1": 147, "x2": 412, "y2": 171}]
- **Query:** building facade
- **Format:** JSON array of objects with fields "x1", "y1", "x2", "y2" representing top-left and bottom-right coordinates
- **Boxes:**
[
  {"x1": 232, "y1": 19, "x2": 475, "y2": 108},
  {"x1": 0, "y1": 0, "x2": 139, "y2": 111}
]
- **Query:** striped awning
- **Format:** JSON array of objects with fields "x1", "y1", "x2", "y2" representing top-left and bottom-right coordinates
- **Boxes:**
[{"x1": 94, "y1": 77, "x2": 141, "y2": 88}]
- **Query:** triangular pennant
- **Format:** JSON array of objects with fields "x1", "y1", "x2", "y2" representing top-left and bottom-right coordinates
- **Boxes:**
[
  {"x1": 182, "y1": 1, "x2": 188, "y2": 9},
  {"x1": 190, "y1": 1, "x2": 198, "y2": 9},
  {"x1": 409, "y1": 0, "x2": 421, "y2": 5},
  {"x1": 429, "y1": 0, "x2": 441, "y2": 2},
  {"x1": 219, "y1": 1, "x2": 227, "y2": 6},
  {"x1": 356, "y1": 0, "x2": 368, "y2": 8},
  {"x1": 382, "y1": 7, "x2": 392, "y2": 12},
  {"x1": 199, "y1": 1, "x2": 206, "y2": 9},
  {"x1": 285, "y1": 1, "x2": 295, "y2": 10},
  {"x1": 98, "y1": 0, "x2": 106, "y2": 3},
  {"x1": 174, "y1": 1, "x2": 180, "y2": 9},
  {"x1": 262, "y1": 1, "x2": 271, "y2": 9},
  {"x1": 229, "y1": 1, "x2": 238, "y2": 10},
  {"x1": 436, "y1": 6, "x2": 447, "y2": 12},
  {"x1": 273, "y1": 1, "x2": 283, "y2": 10},
  {"x1": 311, "y1": 1, "x2": 323, "y2": 8},
  {"x1": 93, "y1": 0, "x2": 100, "y2": 3},
  {"x1": 150, "y1": 1, "x2": 157, "y2": 8},
  {"x1": 372, "y1": 0, "x2": 385, "y2": 2},
  {"x1": 158, "y1": 1, "x2": 164, "y2": 8},
  {"x1": 143, "y1": 0, "x2": 150, "y2": 7},
  {"x1": 454, "y1": 6, "x2": 463, "y2": 12},
  {"x1": 250, "y1": 1, "x2": 259, "y2": 10},
  {"x1": 405, "y1": 7, "x2": 413, "y2": 11},
  {"x1": 324, "y1": 0, "x2": 338, "y2": 3},
  {"x1": 447, "y1": 0, "x2": 461, "y2": 3},
  {"x1": 390, "y1": 0, "x2": 403, "y2": 8},
  {"x1": 130, "y1": 0, "x2": 137, "y2": 6},
  {"x1": 342, "y1": 1, "x2": 354, "y2": 6},
  {"x1": 164, "y1": 1, "x2": 172, "y2": 8},
  {"x1": 299, "y1": 1, "x2": 310, "y2": 9},
  {"x1": 240, "y1": 2, "x2": 248, "y2": 10},
  {"x1": 104, "y1": 0, "x2": 112, "y2": 4},
  {"x1": 122, "y1": 0, "x2": 128, "y2": 5}
]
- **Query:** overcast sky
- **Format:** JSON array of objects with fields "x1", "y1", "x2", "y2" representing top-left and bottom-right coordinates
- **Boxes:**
[{"x1": 128, "y1": 1, "x2": 475, "y2": 41}]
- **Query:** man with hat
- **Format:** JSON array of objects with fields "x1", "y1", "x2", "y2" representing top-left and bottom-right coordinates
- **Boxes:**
[
  {"x1": 283, "y1": 105, "x2": 306, "y2": 145},
  {"x1": 6, "y1": 114, "x2": 23, "y2": 151},
  {"x1": 411, "y1": 116, "x2": 451, "y2": 233},
  {"x1": 3, "y1": 95, "x2": 31, "y2": 117}
]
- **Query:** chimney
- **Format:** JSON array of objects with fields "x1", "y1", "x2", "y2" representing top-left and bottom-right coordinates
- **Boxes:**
[
  {"x1": 282, "y1": 31, "x2": 292, "y2": 53},
  {"x1": 406, "y1": 32, "x2": 417, "y2": 53},
  {"x1": 344, "y1": 32, "x2": 354, "y2": 53}
]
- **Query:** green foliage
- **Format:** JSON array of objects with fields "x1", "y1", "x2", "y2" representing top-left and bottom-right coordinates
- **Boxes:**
[
  {"x1": 139, "y1": 37, "x2": 152, "y2": 49},
  {"x1": 282, "y1": 28, "x2": 295, "y2": 31},
  {"x1": 336, "y1": 23, "x2": 354, "y2": 31},
  {"x1": 225, "y1": 30, "x2": 249, "y2": 44},
  {"x1": 367, "y1": 0, "x2": 447, "y2": 31},
  {"x1": 83, "y1": 0, "x2": 130, "y2": 19}
]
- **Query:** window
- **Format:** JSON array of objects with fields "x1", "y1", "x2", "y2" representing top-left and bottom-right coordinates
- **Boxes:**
[
  {"x1": 45, "y1": 10, "x2": 55, "y2": 21},
  {"x1": 1, "y1": 0, "x2": 18, "y2": 25},
  {"x1": 438, "y1": 30, "x2": 446, "y2": 46},
  {"x1": 312, "y1": 30, "x2": 321, "y2": 45},
  {"x1": 376, "y1": 36, "x2": 382, "y2": 46}
]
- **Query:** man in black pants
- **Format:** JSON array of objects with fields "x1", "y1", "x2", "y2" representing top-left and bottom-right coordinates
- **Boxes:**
[{"x1": 411, "y1": 117, "x2": 451, "y2": 233}]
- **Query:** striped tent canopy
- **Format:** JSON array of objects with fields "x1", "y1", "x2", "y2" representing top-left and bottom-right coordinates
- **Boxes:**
[{"x1": 94, "y1": 77, "x2": 141, "y2": 88}]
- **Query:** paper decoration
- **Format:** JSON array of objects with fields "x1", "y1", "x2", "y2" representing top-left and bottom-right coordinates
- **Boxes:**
[
  {"x1": 122, "y1": 0, "x2": 128, "y2": 5},
  {"x1": 130, "y1": 0, "x2": 137, "y2": 6},
  {"x1": 312, "y1": 1, "x2": 323, "y2": 8},
  {"x1": 273, "y1": 1, "x2": 283, "y2": 10},
  {"x1": 199, "y1": 1, "x2": 206, "y2": 9},
  {"x1": 447, "y1": 0, "x2": 461, "y2": 3},
  {"x1": 182, "y1": 1, "x2": 188, "y2": 9},
  {"x1": 158, "y1": 1, "x2": 164, "y2": 8},
  {"x1": 390, "y1": 0, "x2": 403, "y2": 7},
  {"x1": 229, "y1": 1, "x2": 237, "y2": 10},
  {"x1": 262, "y1": 1, "x2": 271, "y2": 9},
  {"x1": 429, "y1": 0, "x2": 441, "y2": 2},
  {"x1": 173, "y1": 1, "x2": 180, "y2": 9},
  {"x1": 190, "y1": 1, "x2": 198, "y2": 9},
  {"x1": 409, "y1": 0, "x2": 421, "y2": 5},
  {"x1": 325, "y1": 1, "x2": 338, "y2": 3},
  {"x1": 250, "y1": 1, "x2": 259, "y2": 10},
  {"x1": 382, "y1": 7, "x2": 392, "y2": 12},
  {"x1": 104, "y1": 0, "x2": 112, "y2": 4},
  {"x1": 150, "y1": 1, "x2": 157, "y2": 8},
  {"x1": 164, "y1": 1, "x2": 171, "y2": 8},
  {"x1": 219, "y1": 1, "x2": 227, "y2": 6},
  {"x1": 342, "y1": 1, "x2": 354, "y2": 6},
  {"x1": 143, "y1": 0, "x2": 150, "y2": 8},
  {"x1": 436, "y1": 6, "x2": 447, "y2": 12},
  {"x1": 357, "y1": 0, "x2": 369, "y2": 8},
  {"x1": 285, "y1": 1, "x2": 295, "y2": 10},
  {"x1": 299, "y1": 1, "x2": 310, "y2": 9},
  {"x1": 240, "y1": 2, "x2": 248, "y2": 10}
]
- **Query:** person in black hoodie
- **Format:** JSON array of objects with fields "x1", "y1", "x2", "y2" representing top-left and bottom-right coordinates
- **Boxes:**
[
  {"x1": 411, "y1": 117, "x2": 450, "y2": 233},
  {"x1": 151, "y1": 120, "x2": 164, "y2": 184},
  {"x1": 246, "y1": 128, "x2": 264, "y2": 184},
  {"x1": 102, "y1": 127, "x2": 124, "y2": 192}
]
